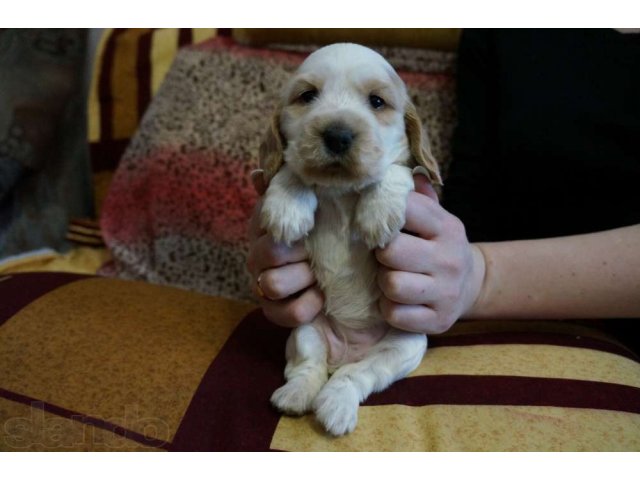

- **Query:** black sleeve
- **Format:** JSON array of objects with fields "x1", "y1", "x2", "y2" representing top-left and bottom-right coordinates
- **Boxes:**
[{"x1": 441, "y1": 29, "x2": 502, "y2": 242}]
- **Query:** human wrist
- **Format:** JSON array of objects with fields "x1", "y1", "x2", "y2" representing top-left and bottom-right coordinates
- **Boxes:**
[{"x1": 461, "y1": 243, "x2": 488, "y2": 319}]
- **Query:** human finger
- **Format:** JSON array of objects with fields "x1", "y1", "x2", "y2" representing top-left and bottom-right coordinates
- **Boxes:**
[
  {"x1": 375, "y1": 232, "x2": 435, "y2": 273},
  {"x1": 378, "y1": 297, "x2": 442, "y2": 334},
  {"x1": 247, "y1": 234, "x2": 308, "y2": 276},
  {"x1": 403, "y1": 191, "x2": 446, "y2": 239},
  {"x1": 260, "y1": 285, "x2": 324, "y2": 328},
  {"x1": 248, "y1": 198, "x2": 266, "y2": 243},
  {"x1": 413, "y1": 173, "x2": 440, "y2": 203},
  {"x1": 377, "y1": 268, "x2": 436, "y2": 306},
  {"x1": 257, "y1": 262, "x2": 316, "y2": 300}
]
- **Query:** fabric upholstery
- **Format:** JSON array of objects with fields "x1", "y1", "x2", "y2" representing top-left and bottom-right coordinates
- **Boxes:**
[
  {"x1": 233, "y1": 28, "x2": 461, "y2": 51},
  {"x1": 87, "y1": 28, "x2": 218, "y2": 216},
  {"x1": 1, "y1": 272, "x2": 639, "y2": 451}
]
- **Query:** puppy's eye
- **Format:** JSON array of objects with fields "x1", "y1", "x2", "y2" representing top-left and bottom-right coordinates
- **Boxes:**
[
  {"x1": 369, "y1": 95, "x2": 386, "y2": 110},
  {"x1": 298, "y1": 89, "x2": 318, "y2": 104}
]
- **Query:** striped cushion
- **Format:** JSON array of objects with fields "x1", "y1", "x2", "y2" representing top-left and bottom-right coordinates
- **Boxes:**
[
  {"x1": 87, "y1": 28, "x2": 219, "y2": 216},
  {"x1": 1, "y1": 272, "x2": 639, "y2": 451},
  {"x1": 233, "y1": 28, "x2": 461, "y2": 51}
]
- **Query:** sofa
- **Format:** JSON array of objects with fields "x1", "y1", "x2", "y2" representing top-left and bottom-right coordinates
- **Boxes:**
[{"x1": 1, "y1": 28, "x2": 639, "y2": 451}]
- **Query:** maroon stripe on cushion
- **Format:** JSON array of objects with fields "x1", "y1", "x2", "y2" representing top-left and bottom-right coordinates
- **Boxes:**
[
  {"x1": 365, "y1": 375, "x2": 640, "y2": 414},
  {"x1": 65, "y1": 236, "x2": 106, "y2": 248},
  {"x1": 0, "y1": 387, "x2": 168, "y2": 450},
  {"x1": 169, "y1": 309, "x2": 289, "y2": 451},
  {"x1": 90, "y1": 139, "x2": 130, "y2": 172},
  {"x1": 69, "y1": 218, "x2": 101, "y2": 229},
  {"x1": 178, "y1": 28, "x2": 192, "y2": 47},
  {"x1": 98, "y1": 29, "x2": 126, "y2": 142},
  {"x1": 0, "y1": 273, "x2": 88, "y2": 327},
  {"x1": 429, "y1": 332, "x2": 640, "y2": 362},
  {"x1": 136, "y1": 29, "x2": 154, "y2": 126},
  {"x1": 66, "y1": 228, "x2": 103, "y2": 240}
]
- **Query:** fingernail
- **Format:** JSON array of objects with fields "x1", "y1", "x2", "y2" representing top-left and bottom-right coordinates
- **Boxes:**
[
  {"x1": 412, "y1": 166, "x2": 430, "y2": 179},
  {"x1": 250, "y1": 169, "x2": 264, "y2": 182}
]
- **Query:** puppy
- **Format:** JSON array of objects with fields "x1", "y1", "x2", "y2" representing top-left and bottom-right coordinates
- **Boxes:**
[{"x1": 259, "y1": 43, "x2": 442, "y2": 436}]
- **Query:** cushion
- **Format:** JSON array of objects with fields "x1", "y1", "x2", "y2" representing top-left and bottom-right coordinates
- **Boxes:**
[
  {"x1": 0, "y1": 246, "x2": 111, "y2": 275},
  {"x1": 87, "y1": 28, "x2": 218, "y2": 217},
  {"x1": 99, "y1": 36, "x2": 457, "y2": 300},
  {"x1": 233, "y1": 28, "x2": 461, "y2": 51},
  {"x1": 0, "y1": 29, "x2": 93, "y2": 259},
  {"x1": 1, "y1": 272, "x2": 639, "y2": 451},
  {"x1": 0, "y1": 217, "x2": 110, "y2": 276}
]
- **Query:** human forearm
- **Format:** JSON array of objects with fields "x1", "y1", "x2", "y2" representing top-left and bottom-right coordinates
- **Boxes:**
[{"x1": 466, "y1": 224, "x2": 640, "y2": 319}]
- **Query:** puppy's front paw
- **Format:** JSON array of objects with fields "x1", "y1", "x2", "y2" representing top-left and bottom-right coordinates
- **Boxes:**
[
  {"x1": 271, "y1": 380, "x2": 320, "y2": 416},
  {"x1": 261, "y1": 194, "x2": 315, "y2": 245},
  {"x1": 313, "y1": 381, "x2": 360, "y2": 436},
  {"x1": 355, "y1": 201, "x2": 405, "y2": 249}
]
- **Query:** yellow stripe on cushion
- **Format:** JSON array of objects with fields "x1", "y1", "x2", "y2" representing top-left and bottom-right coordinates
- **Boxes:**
[
  {"x1": 411, "y1": 344, "x2": 640, "y2": 388},
  {"x1": 88, "y1": 29, "x2": 113, "y2": 143},
  {"x1": 0, "y1": 278, "x2": 255, "y2": 443},
  {"x1": 150, "y1": 29, "x2": 180, "y2": 97},
  {"x1": 111, "y1": 29, "x2": 152, "y2": 139},
  {"x1": 271, "y1": 404, "x2": 640, "y2": 451},
  {"x1": 93, "y1": 170, "x2": 114, "y2": 216},
  {"x1": 0, "y1": 250, "x2": 59, "y2": 274},
  {"x1": 192, "y1": 28, "x2": 217, "y2": 45},
  {"x1": 0, "y1": 247, "x2": 110, "y2": 275}
]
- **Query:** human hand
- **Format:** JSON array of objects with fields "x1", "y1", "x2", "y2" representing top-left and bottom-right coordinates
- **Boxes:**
[
  {"x1": 375, "y1": 174, "x2": 485, "y2": 334},
  {"x1": 246, "y1": 170, "x2": 323, "y2": 328}
]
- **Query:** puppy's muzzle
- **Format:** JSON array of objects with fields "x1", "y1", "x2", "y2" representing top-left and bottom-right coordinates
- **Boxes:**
[{"x1": 322, "y1": 122, "x2": 356, "y2": 156}]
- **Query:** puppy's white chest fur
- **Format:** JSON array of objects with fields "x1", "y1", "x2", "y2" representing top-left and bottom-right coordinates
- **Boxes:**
[
  {"x1": 260, "y1": 161, "x2": 416, "y2": 374},
  {"x1": 306, "y1": 191, "x2": 381, "y2": 331}
]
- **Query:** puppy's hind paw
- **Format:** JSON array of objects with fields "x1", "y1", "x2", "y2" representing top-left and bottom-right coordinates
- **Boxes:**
[
  {"x1": 312, "y1": 383, "x2": 359, "y2": 436},
  {"x1": 271, "y1": 381, "x2": 318, "y2": 416}
]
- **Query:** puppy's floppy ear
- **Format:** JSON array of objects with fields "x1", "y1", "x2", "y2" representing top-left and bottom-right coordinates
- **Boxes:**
[
  {"x1": 259, "y1": 106, "x2": 285, "y2": 185},
  {"x1": 404, "y1": 100, "x2": 443, "y2": 185}
]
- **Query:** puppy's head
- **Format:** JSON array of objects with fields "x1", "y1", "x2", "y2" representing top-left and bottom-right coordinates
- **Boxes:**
[{"x1": 260, "y1": 43, "x2": 442, "y2": 190}]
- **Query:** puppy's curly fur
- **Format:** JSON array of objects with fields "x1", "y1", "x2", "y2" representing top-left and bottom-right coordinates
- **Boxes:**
[{"x1": 260, "y1": 43, "x2": 441, "y2": 436}]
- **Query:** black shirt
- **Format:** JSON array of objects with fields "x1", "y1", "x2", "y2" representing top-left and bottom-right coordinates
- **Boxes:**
[{"x1": 443, "y1": 29, "x2": 640, "y2": 242}]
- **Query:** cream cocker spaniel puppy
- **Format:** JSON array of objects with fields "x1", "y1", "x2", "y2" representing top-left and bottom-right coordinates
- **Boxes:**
[{"x1": 259, "y1": 43, "x2": 442, "y2": 436}]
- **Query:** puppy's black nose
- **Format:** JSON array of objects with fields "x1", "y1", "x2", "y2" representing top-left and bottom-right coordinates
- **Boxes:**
[{"x1": 322, "y1": 123, "x2": 355, "y2": 155}]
